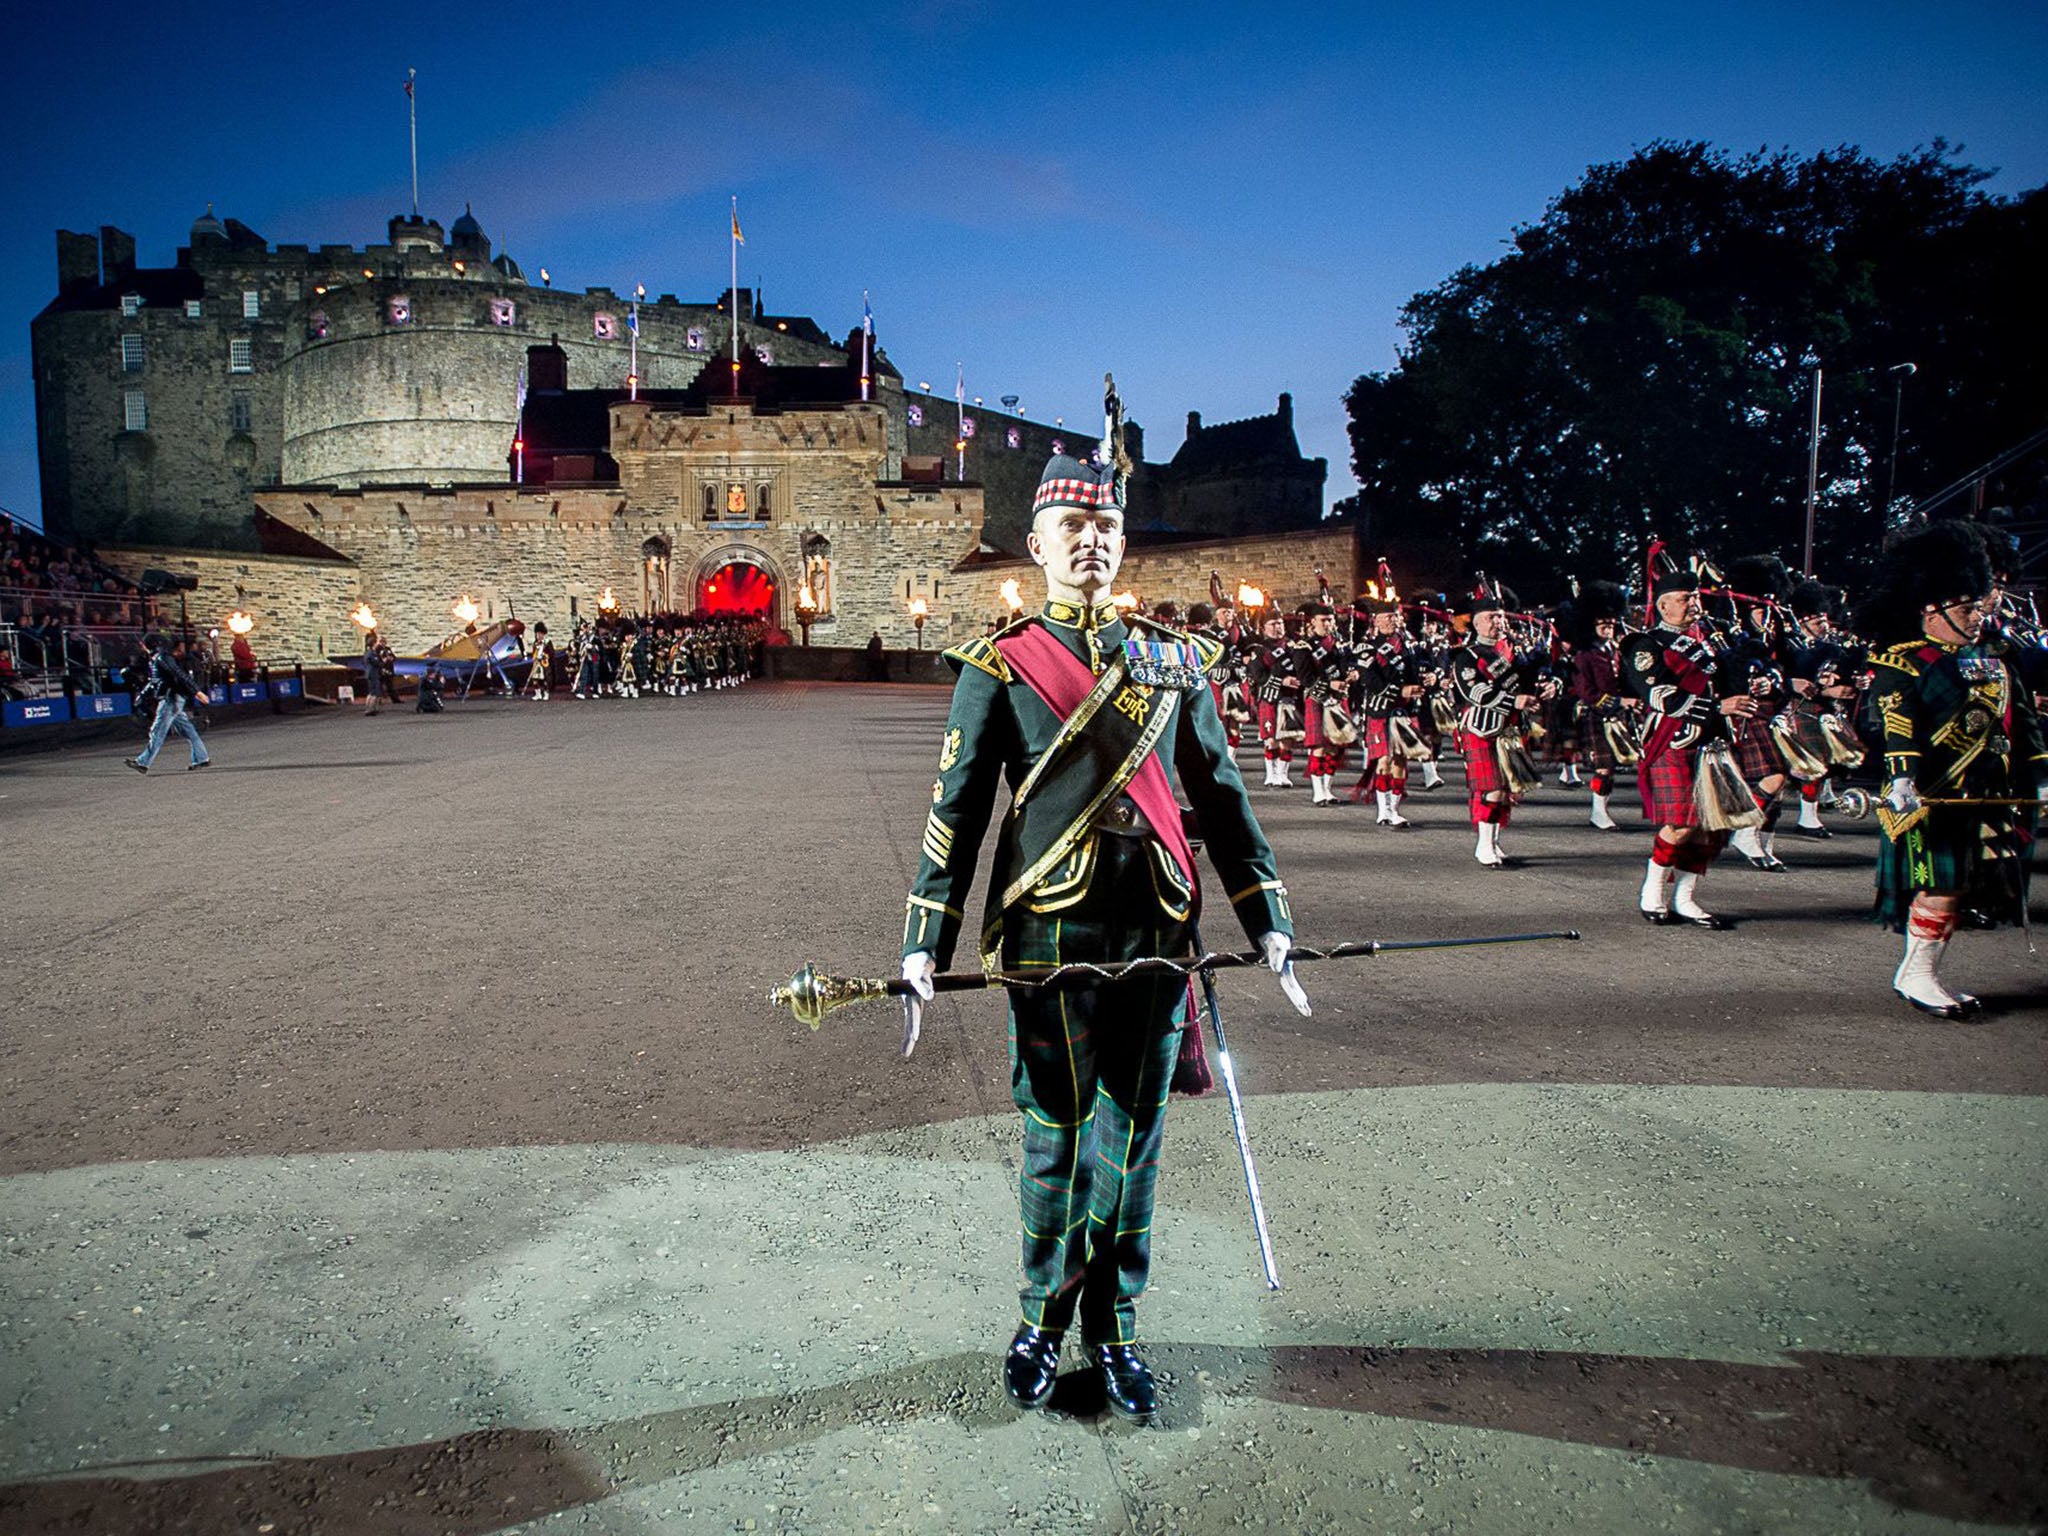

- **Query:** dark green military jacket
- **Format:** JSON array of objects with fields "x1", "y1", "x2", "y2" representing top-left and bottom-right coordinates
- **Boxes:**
[{"x1": 903, "y1": 599, "x2": 1294, "y2": 970}]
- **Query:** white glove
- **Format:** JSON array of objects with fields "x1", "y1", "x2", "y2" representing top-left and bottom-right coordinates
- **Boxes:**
[
  {"x1": 900, "y1": 952, "x2": 936, "y2": 1058},
  {"x1": 1258, "y1": 931, "x2": 1312, "y2": 1018},
  {"x1": 2036, "y1": 781, "x2": 2048, "y2": 806},
  {"x1": 1883, "y1": 777, "x2": 1921, "y2": 815}
]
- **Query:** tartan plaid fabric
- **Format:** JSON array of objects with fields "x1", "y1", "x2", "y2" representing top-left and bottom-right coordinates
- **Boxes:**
[
  {"x1": 1459, "y1": 729, "x2": 1504, "y2": 797},
  {"x1": 1638, "y1": 743, "x2": 1701, "y2": 826},
  {"x1": 1005, "y1": 839, "x2": 1189, "y2": 1344},
  {"x1": 1032, "y1": 474, "x2": 1120, "y2": 513},
  {"x1": 1874, "y1": 810, "x2": 2029, "y2": 931},
  {"x1": 1364, "y1": 717, "x2": 1391, "y2": 759},
  {"x1": 1731, "y1": 714, "x2": 1787, "y2": 785},
  {"x1": 1576, "y1": 712, "x2": 1617, "y2": 768}
]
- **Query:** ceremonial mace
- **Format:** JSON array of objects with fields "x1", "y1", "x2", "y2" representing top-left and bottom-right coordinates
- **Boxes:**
[
  {"x1": 771, "y1": 930, "x2": 1581, "y2": 1289},
  {"x1": 1834, "y1": 789, "x2": 2048, "y2": 818}
]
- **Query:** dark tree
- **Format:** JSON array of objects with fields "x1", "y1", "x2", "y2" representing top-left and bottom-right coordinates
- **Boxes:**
[{"x1": 1350, "y1": 141, "x2": 2047, "y2": 598}]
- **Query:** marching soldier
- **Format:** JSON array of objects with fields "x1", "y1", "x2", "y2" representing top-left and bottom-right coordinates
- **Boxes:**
[
  {"x1": 1444, "y1": 586, "x2": 1539, "y2": 867},
  {"x1": 1786, "y1": 580, "x2": 1855, "y2": 837},
  {"x1": 1621, "y1": 557, "x2": 1758, "y2": 928},
  {"x1": 1245, "y1": 611, "x2": 1304, "y2": 787},
  {"x1": 1355, "y1": 592, "x2": 1426, "y2": 826},
  {"x1": 899, "y1": 433, "x2": 1301, "y2": 1424},
  {"x1": 1568, "y1": 582, "x2": 1633, "y2": 831},
  {"x1": 1858, "y1": 522, "x2": 2047, "y2": 1019},
  {"x1": 1297, "y1": 601, "x2": 1358, "y2": 806},
  {"x1": 1721, "y1": 556, "x2": 1800, "y2": 871},
  {"x1": 525, "y1": 622, "x2": 554, "y2": 700}
]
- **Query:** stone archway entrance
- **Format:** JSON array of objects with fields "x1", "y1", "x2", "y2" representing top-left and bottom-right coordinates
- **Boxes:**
[{"x1": 692, "y1": 546, "x2": 784, "y2": 625}]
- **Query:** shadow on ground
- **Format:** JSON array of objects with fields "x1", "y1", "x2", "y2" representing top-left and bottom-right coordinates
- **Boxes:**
[{"x1": 7, "y1": 1346, "x2": 2039, "y2": 1533}]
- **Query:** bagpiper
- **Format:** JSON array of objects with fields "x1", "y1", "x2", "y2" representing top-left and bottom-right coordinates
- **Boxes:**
[
  {"x1": 1355, "y1": 589, "x2": 1427, "y2": 827},
  {"x1": 1245, "y1": 611, "x2": 1305, "y2": 787},
  {"x1": 1297, "y1": 600, "x2": 1358, "y2": 806},
  {"x1": 525, "y1": 622, "x2": 554, "y2": 701},
  {"x1": 1620, "y1": 553, "x2": 1760, "y2": 928},
  {"x1": 1857, "y1": 522, "x2": 2047, "y2": 1019},
  {"x1": 1567, "y1": 581, "x2": 1633, "y2": 831},
  {"x1": 1720, "y1": 556, "x2": 1801, "y2": 872},
  {"x1": 1443, "y1": 584, "x2": 1541, "y2": 867},
  {"x1": 1785, "y1": 580, "x2": 1857, "y2": 836}
]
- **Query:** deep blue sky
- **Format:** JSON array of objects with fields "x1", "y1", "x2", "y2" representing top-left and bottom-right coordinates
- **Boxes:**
[{"x1": 4, "y1": 2, "x2": 2044, "y2": 532}]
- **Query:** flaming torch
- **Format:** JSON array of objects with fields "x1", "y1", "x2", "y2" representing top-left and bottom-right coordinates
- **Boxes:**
[
  {"x1": 597, "y1": 587, "x2": 620, "y2": 616},
  {"x1": 999, "y1": 577, "x2": 1024, "y2": 619},
  {"x1": 907, "y1": 595, "x2": 929, "y2": 650},
  {"x1": 1237, "y1": 583, "x2": 1266, "y2": 621},
  {"x1": 452, "y1": 594, "x2": 480, "y2": 626},
  {"x1": 350, "y1": 603, "x2": 378, "y2": 632},
  {"x1": 1112, "y1": 591, "x2": 1140, "y2": 613},
  {"x1": 226, "y1": 611, "x2": 255, "y2": 636},
  {"x1": 793, "y1": 582, "x2": 819, "y2": 647}
]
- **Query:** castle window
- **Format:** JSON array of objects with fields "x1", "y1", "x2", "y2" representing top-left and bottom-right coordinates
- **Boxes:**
[
  {"x1": 121, "y1": 335, "x2": 144, "y2": 372},
  {"x1": 242, "y1": 289, "x2": 261, "y2": 319},
  {"x1": 1006, "y1": 426, "x2": 1021, "y2": 449},
  {"x1": 686, "y1": 327, "x2": 705, "y2": 351},
  {"x1": 307, "y1": 311, "x2": 329, "y2": 341},
  {"x1": 123, "y1": 389, "x2": 147, "y2": 432},
  {"x1": 284, "y1": 279, "x2": 301, "y2": 302},
  {"x1": 228, "y1": 338, "x2": 253, "y2": 373},
  {"x1": 387, "y1": 296, "x2": 412, "y2": 325},
  {"x1": 489, "y1": 298, "x2": 515, "y2": 327},
  {"x1": 593, "y1": 313, "x2": 616, "y2": 340},
  {"x1": 702, "y1": 482, "x2": 717, "y2": 520},
  {"x1": 231, "y1": 393, "x2": 252, "y2": 433},
  {"x1": 960, "y1": 416, "x2": 976, "y2": 439},
  {"x1": 119, "y1": 293, "x2": 141, "y2": 318},
  {"x1": 906, "y1": 403, "x2": 923, "y2": 427},
  {"x1": 184, "y1": 299, "x2": 202, "y2": 319},
  {"x1": 755, "y1": 345, "x2": 774, "y2": 364},
  {"x1": 756, "y1": 482, "x2": 772, "y2": 519}
]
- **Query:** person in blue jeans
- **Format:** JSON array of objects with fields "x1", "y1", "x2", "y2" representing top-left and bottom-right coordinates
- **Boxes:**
[{"x1": 126, "y1": 633, "x2": 211, "y2": 773}]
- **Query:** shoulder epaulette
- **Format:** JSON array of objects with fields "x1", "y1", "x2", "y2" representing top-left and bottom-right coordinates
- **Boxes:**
[
  {"x1": 1870, "y1": 641, "x2": 1926, "y2": 676},
  {"x1": 944, "y1": 633, "x2": 1013, "y2": 682}
]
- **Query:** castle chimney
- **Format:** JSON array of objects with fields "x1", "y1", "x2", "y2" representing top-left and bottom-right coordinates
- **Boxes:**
[
  {"x1": 57, "y1": 230, "x2": 99, "y2": 294},
  {"x1": 1186, "y1": 410, "x2": 1202, "y2": 438},
  {"x1": 527, "y1": 338, "x2": 568, "y2": 393},
  {"x1": 99, "y1": 226, "x2": 137, "y2": 282},
  {"x1": 1276, "y1": 391, "x2": 1292, "y2": 423}
]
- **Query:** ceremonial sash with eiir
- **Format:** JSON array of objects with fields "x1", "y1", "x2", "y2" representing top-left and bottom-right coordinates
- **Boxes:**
[{"x1": 993, "y1": 625, "x2": 1197, "y2": 913}]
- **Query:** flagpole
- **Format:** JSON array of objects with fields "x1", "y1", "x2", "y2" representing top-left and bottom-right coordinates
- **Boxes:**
[
  {"x1": 629, "y1": 283, "x2": 643, "y2": 401},
  {"x1": 407, "y1": 70, "x2": 419, "y2": 219},
  {"x1": 860, "y1": 290, "x2": 872, "y2": 403},
  {"x1": 730, "y1": 196, "x2": 741, "y2": 399},
  {"x1": 955, "y1": 363, "x2": 966, "y2": 482}
]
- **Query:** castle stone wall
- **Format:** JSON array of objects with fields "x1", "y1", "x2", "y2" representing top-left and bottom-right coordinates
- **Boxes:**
[{"x1": 95, "y1": 545, "x2": 362, "y2": 661}]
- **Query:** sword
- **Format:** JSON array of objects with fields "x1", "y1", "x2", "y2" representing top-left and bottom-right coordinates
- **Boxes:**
[
  {"x1": 1190, "y1": 920, "x2": 1282, "y2": 1289},
  {"x1": 769, "y1": 931, "x2": 1582, "y2": 1030}
]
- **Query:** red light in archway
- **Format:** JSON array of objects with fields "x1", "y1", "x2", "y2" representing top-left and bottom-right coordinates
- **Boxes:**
[{"x1": 701, "y1": 563, "x2": 774, "y2": 615}]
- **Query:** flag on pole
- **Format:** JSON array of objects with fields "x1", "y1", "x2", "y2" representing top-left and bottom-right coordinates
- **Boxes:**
[
  {"x1": 732, "y1": 207, "x2": 745, "y2": 246},
  {"x1": 404, "y1": 70, "x2": 414, "y2": 99},
  {"x1": 860, "y1": 291, "x2": 873, "y2": 402}
]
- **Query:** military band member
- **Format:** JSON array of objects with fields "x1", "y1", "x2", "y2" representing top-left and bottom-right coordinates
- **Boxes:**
[
  {"x1": 1722, "y1": 556, "x2": 1800, "y2": 871},
  {"x1": 1569, "y1": 582, "x2": 1631, "y2": 830},
  {"x1": 525, "y1": 622, "x2": 554, "y2": 700},
  {"x1": 1786, "y1": 580, "x2": 1855, "y2": 837},
  {"x1": 1356, "y1": 594, "x2": 1425, "y2": 826},
  {"x1": 899, "y1": 445, "x2": 1300, "y2": 1423},
  {"x1": 1297, "y1": 600, "x2": 1357, "y2": 805},
  {"x1": 1246, "y1": 611, "x2": 1304, "y2": 787},
  {"x1": 1857, "y1": 523, "x2": 2047, "y2": 1019},
  {"x1": 1445, "y1": 587, "x2": 1538, "y2": 867},
  {"x1": 1621, "y1": 560, "x2": 1754, "y2": 928}
]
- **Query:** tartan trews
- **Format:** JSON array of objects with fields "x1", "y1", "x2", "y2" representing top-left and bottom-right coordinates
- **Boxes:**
[{"x1": 1004, "y1": 842, "x2": 1189, "y2": 1344}]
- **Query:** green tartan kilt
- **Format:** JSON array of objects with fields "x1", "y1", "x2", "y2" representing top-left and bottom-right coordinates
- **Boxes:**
[
  {"x1": 1874, "y1": 808, "x2": 2032, "y2": 931},
  {"x1": 1003, "y1": 833, "x2": 1192, "y2": 1344}
]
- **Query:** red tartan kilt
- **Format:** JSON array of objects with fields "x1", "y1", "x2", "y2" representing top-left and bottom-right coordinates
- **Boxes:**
[
  {"x1": 1459, "y1": 730, "x2": 1505, "y2": 797},
  {"x1": 1731, "y1": 715, "x2": 1786, "y2": 784},
  {"x1": 1577, "y1": 713, "x2": 1613, "y2": 764},
  {"x1": 1256, "y1": 699, "x2": 1282, "y2": 742},
  {"x1": 1303, "y1": 701, "x2": 1332, "y2": 748},
  {"x1": 1364, "y1": 717, "x2": 1392, "y2": 758},
  {"x1": 1638, "y1": 745, "x2": 1700, "y2": 826}
]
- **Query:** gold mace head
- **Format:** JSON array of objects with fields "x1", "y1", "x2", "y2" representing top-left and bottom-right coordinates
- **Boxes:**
[{"x1": 768, "y1": 963, "x2": 890, "y2": 1031}]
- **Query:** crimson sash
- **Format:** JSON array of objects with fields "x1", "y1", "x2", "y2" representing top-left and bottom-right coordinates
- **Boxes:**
[{"x1": 996, "y1": 625, "x2": 1198, "y2": 887}]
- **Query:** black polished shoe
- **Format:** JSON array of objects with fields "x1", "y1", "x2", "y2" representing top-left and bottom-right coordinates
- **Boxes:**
[
  {"x1": 1791, "y1": 823, "x2": 1833, "y2": 840},
  {"x1": 1095, "y1": 1342, "x2": 1158, "y2": 1422},
  {"x1": 1639, "y1": 908, "x2": 1681, "y2": 925},
  {"x1": 1002, "y1": 1325, "x2": 1061, "y2": 1410},
  {"x1": 1679, "y1": 911, "x2": 1735, "y2": 930}
]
